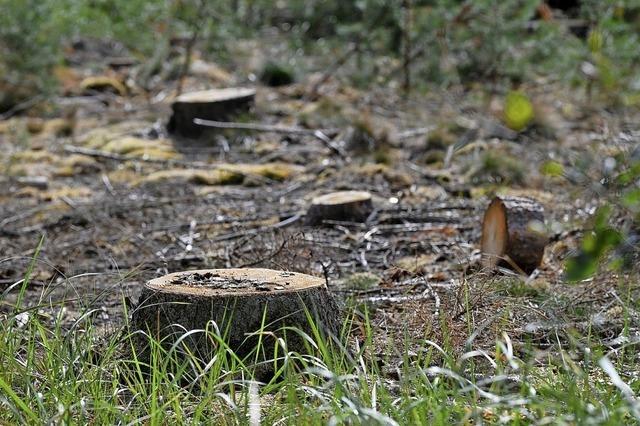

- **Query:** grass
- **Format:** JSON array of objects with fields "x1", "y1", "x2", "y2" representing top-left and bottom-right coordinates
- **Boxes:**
[{"x1": 1, "y1": 248, "x2": 640, "y2": 424}]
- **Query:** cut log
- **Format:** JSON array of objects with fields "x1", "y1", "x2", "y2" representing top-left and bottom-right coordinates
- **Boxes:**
[
  {"x1": 130, "y1": 268, "x2": 340, "y2": 378},
  {"x1": 167, "y1": 88, "x2": 256, "y2": 138},
  {"x1": 480, "y1": 196, "x2": 548, "y2": 274},
  {"x1": 306, "y1": 190, "x2": 373, "y2": 225}
]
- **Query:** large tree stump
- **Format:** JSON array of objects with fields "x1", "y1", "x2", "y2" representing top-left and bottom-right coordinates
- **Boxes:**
[
  {"x1": 130, "y1": 268, "x2": 340, "y2": 378},
  {"x1": 306, "y1": 190, "x2": 373, "y2": 225},
  {"x1": 167, "y1": 88, "x2": 255, "y2": 138},
  {"x1": 480, "y1": 196, "x2": 548, "y2": 274}
]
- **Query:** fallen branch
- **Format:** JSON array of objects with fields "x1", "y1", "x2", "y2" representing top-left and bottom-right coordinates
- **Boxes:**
[
  {"x1": 396, "y1": 126, "x2": 434, "y2": 141},
  {"x1": 0, "y1": 95, "x2": 46, "y2": 120},
  {"x1": 235, "y1": 235, "x2": 291, "y2": 268},
  {"x1": 193, "y1": 118, "x2": 338, "y2": 136},
  {"x1": 193, "y1": 118, "x2": 347, "y2": 158},
  {"x1": 210, "y1": 213, "x2": 302, "y2": 242}
]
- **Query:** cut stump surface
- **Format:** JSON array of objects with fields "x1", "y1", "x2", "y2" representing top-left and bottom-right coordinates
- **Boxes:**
[
  {"x1": 131, "y1": 268, "x2": 340, "y2": 376},
  {"x1": 167, "y1": 88, "x2": 256, "y2": 138},
  {"x1": 481, "y1": 196, "x2": 548, "y2": 274},
  {"x1": 306, "y1": 190, "x2": 373, "y2": 225}
]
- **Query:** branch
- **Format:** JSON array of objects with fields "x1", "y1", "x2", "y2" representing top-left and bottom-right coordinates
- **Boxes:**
[
  {"x1": 193, "y1": 118, "x2": 348, "y2": 158},
  {"x1": 193, "y1": 118, "x2": 338, "y2": 136}
]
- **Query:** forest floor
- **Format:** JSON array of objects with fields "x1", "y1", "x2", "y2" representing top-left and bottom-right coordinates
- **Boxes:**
[{"x1": 1, "y1": 35, "x2": 640, "y2": 422}]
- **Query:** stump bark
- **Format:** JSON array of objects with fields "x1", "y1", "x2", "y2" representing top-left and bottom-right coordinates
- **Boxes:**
[
  {"x1": 130, "y1": 268, "x2": 340, "y2": 377},
  {"x1": 306, "y1": 190, "x2": 373, "y2": 225},
  {"x1": 480, "y1": 196, "x2": 548, "y2": 274},
  {"x1": 167, "y1": 88, "x2": 255, "y2": 138}
]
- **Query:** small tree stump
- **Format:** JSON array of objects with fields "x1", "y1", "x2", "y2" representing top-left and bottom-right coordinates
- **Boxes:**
[
  {"x1": 131, "y1": 268, "x2": 340, "y2": 377},
  {"x1": 167, "y1": 88, "x2": 255, "y2": 138},
  {"x1": 480, "y1": 196, "x2": 548, "y2": 274},
  {"x1": 306, "y1": 190, "x2": 373, "y2": 225}
]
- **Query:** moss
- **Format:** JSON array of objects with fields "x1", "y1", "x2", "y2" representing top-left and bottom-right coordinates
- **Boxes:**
[
  {"x1": 78, "y1": 121, "x2": 153, "y2": 149},
  {"x1": 126, "y1": 148, "x2": 182, "y2": 161},
  {"x1": 81, "y1": 129, "x2": 113, "y2": 149},
  {"x1": 136, "y1": 169, "x2": 198, "y2": 185},
  {"x1": 136, "y1": 163, "x2": 303, "y2": 186},
  {"x1": 193, "y1": 169, "x2": 244, "y2": 186},
  {"x1": 101, "y1": 137, "x2": 174, "y2": 155},
  {"x1": 228, "y1": 163, "x2": 304, "y2": 182},
  {"x1": 137, "y1": 169, "x2": 243, "y2": 186},
  {"x1": 16, "y1": 185, "x2": 93, "y2": 201},
  {"x1": 10, "y1": 150, "x2": 57, "y2": 163},
  {"x1": 107, "y1": 168, "x2": 140, "y2": 184}
]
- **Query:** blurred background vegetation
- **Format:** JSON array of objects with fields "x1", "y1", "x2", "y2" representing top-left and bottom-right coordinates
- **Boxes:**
[{"x1": 2, "y1": 0, "x2": 640, "y2": 112}]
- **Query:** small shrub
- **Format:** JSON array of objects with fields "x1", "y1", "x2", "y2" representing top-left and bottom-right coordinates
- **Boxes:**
[
  {"x1": 259, "y1": 61, "x2": 295, "y2": 86},
  {"x1": 566, "y1": 155, "x2": 640, "y2": 281}
]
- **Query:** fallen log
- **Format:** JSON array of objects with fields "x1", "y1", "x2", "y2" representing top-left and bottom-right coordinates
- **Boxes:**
[
  {"x1": 130, "y1": 268, "x2": 340, "y2": 379},
  {"x1": 480, "y1": 196, "x2": 548, "y2": 274},
  {"x1": 167, "y1": 87, "x2": 255, "y2": 138},
  {"x1": 306, "y1": 190, "x2": 373, "y2": 225}
]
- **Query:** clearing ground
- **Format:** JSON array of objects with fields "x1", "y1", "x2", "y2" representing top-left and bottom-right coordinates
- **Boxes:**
[{"x1": 1, "y1": 34, "x2": 639, "y2": 423}]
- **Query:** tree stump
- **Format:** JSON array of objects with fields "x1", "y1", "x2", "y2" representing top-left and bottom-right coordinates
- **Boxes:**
[
  {"x1": 167, "y1": 88, "x2": 256, "y2": 138},
  {"x1": 480, "y1": 196, "x2": 548, "y2": 274},
  {"x1": 130, "y1": 268, "x2": 340, "y2": 378},
  {"x1": 306, "y1": 190, "x2": 373, "y2": 225}
]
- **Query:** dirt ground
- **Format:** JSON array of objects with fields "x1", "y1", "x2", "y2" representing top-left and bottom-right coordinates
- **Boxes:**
[{"x1": 1, "y1": 39, "x2": 639, "y2": 366}]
